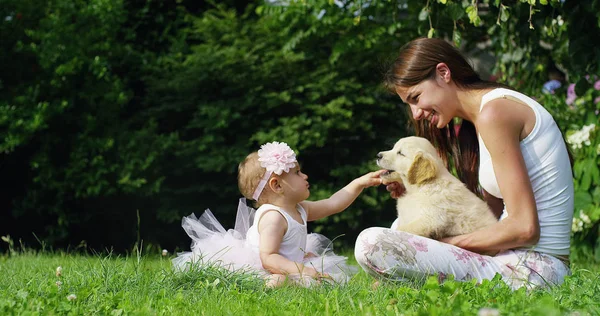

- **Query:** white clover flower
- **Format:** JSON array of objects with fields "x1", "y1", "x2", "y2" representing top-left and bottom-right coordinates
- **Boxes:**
[
  {"x1": 162, "y1": 249, "x2": 168, "y2": 256},
  {"x1": 56, "y1": 266, "x2": 62, "y2": 277},
  {"x1": 67, "y1": 294, "x2": 77, "y2": 301},
  {"x1": 56, "y1": 281, "x2": 62, "y2": 287}
]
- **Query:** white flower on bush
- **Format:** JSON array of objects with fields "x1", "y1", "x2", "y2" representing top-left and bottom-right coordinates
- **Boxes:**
[
  {"x1": 572, "y1": 210, "x2": 594, "y2": 233},
  {"x1": 567, "y1": 124, "x2": 596, "y2": 149},
  {"x1": 572, "y1": 217, "x2": 583, "y2": 232},
  {"x1": 551, "y1": 15, "x2": 564, "y2": 27},
  {"x1": 580, "y1": 212, "x2": 591, "y2": 225}
]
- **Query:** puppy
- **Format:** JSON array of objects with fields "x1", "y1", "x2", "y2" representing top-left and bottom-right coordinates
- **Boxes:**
[{"x1": 377, "y1": 136, "x2": 497, "y2": 239}]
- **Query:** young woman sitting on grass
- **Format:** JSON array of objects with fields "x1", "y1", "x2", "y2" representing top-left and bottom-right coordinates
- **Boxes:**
[{"x1": 354, "y1": 37, "x2": 574, "y2": 290}]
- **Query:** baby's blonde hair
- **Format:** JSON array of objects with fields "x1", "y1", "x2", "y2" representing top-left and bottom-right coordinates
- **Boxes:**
[{"x1": 238, "y1": 152, "x2": 266, "y2": 203}]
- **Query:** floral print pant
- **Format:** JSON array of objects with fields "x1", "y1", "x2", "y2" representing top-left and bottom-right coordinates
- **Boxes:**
[{"x1": 354, "y1": 227, "x2": 571, "y2": 290}]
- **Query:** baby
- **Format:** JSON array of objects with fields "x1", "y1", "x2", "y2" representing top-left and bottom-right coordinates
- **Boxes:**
[{"x1": 173, "y1": 141, "x2": 384, "y2": 287}]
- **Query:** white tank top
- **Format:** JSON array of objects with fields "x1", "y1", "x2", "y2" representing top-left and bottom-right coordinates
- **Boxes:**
[
  {"x1": 246, "y1": 203, "x2": 308, "y2": 262},
  {"x1": 478, "y1": 88, "x2": 574, "y2": 256}
]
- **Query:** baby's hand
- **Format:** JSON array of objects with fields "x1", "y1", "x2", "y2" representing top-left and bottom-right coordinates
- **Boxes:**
[
  {"x1": 303, "y1": 252, "x2": 317, "y2": 259},
  {"x1": 303, "y1": 267, "x2": 331, "y2": 281},
  {"x1": 355, "y1": 169, "x2": 387, "y2": 188}
]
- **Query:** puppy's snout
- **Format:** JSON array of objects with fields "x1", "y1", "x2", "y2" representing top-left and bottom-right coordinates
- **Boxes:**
[{"x1": 376, "y1": 153, "x2": 383, "y2": 160}]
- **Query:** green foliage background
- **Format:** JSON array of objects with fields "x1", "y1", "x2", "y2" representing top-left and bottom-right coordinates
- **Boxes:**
[{"x1": 1, "y1": 0, "x2": 599, "y2": 258}]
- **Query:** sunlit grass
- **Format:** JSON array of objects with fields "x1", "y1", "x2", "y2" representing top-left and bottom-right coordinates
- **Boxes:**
[{"x1": 1, "y1": 249, "x2": 599, "y2": 315}]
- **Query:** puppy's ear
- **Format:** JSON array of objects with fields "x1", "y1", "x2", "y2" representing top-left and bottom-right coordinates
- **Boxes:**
[{"x1": 407, "y1": 152, "x2": 437, "y2": 185}]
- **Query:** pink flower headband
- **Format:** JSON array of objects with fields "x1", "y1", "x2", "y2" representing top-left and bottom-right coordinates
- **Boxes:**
[{"x1": 252, "y1": 141, "x2": 297, "y2": 200}]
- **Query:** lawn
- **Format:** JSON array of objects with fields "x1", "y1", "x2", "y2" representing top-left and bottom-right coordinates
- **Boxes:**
[{"x1": 1, "y1": 250, "x2": 599, "y2": 315}]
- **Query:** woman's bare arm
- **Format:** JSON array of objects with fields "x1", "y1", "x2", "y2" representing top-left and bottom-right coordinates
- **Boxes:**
[
  {"x1": 442, "y1": 99, "x2": 540, "y2": 253},
  {"x1": 483, "y1": 189, "x2": 504, "y2": 220}
]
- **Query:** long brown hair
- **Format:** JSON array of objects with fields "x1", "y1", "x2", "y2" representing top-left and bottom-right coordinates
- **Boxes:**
[{"x1": 384, "y1": 38, "x2": 510, "y2": 195}]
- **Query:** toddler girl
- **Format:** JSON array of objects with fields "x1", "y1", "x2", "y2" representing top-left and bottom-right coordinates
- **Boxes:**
[{"x1": 173, "y1": 141, "x2": 384, "y2": 287}]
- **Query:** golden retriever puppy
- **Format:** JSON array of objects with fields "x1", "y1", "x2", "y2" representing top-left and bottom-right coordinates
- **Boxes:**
[{"x1": 377, "y1": 136, "x2": 497, "y2": 239}]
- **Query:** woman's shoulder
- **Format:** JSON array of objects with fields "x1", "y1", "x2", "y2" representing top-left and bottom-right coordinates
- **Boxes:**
[
  {"x1": 479, "y1": 90, "x2": 532, "y2": 127},
  {"x1": 478, "y1": 100, "x2": 523, "y2": 130},
  {"x1": 480, "y1": 89, "x2": 540, "y2": 142}
]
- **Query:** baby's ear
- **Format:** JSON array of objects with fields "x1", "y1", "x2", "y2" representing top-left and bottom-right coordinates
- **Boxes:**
[
  {"x1": 267, "y1": 177, "x2": 283, "y2": 193},
  {"x1": 407, "y1": 152, "x2": 437, "y2": 185}
]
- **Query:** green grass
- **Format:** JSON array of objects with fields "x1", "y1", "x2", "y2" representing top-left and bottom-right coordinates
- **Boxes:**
[{"x1": 1, "y1": 250, "x2": 599, "y2": 315}]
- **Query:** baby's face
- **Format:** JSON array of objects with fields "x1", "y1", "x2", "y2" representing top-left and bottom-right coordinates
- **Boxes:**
[{"x1": 278, "y1": 164, "x2": 310, "y2": 202}]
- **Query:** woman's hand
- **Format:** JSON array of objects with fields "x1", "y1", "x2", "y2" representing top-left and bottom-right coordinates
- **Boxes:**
[
  {"x1": 384, "y1": 181, "x2": 406, "y2": 199},
  {"x1": 439, "y1": 235, "x2": 466, "y2": 247},
  {"x1": 441, "y1": 234, "x2": 500, "y2": 256}
]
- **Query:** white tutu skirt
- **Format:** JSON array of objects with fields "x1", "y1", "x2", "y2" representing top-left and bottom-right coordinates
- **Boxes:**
[{"x1": 172, "y1": 199, "x2": 357, "y2": 285}]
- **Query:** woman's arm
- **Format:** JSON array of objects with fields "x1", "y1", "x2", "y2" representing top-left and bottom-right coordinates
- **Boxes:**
[
  {"x1": 301, "y1": 170, "x2": 385, "y2": 222},
  {"x1": 483, "y1": 189, "x2": 504, "y2": 220},
  {"x1": 442, "y1": 100, "x2": 540, "y2": 253}
]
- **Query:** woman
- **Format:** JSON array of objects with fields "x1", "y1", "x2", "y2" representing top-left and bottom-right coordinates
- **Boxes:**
[{"x1": 355, "y1": 38, "x2": 574, "y2": 290}]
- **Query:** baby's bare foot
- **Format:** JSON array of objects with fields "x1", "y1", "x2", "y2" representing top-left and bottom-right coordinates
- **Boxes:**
[{"x1": 265, "y1": 274, "x2": 287, "y2": 288}]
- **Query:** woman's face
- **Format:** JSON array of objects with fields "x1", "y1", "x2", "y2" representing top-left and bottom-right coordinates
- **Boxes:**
[{"x1": 395, "y1": 75, "x2": 456, "y2": 129}]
